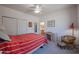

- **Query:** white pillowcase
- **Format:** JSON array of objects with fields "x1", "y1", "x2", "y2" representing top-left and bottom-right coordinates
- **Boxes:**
[{"x1": 0, "y1": 31, "x2": 11, "y2": 41}]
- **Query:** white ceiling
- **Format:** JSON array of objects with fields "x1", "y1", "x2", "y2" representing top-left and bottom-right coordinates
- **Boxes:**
[{"x1": 0, "y1": 4, "x2": 75, "y2": 16}]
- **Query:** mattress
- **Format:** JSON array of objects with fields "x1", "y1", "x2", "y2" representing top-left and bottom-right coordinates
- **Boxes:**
[{"x1": 0, "y1": 33, "x2": 47, "y2": 54}]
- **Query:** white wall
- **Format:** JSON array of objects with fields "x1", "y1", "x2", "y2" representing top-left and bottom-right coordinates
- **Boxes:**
[
  {"x1": 40, "y1": 6, "x2": 77, "y2": 38},
  {"x1": 0, "y1": 5, "x2": 78, "y2": 38},
  {"x1": 77, "y1": 5, "x2": 79, "y2": 29},
  {"x1": 76, "y1": 5, "x2": 79, "y2": 44},
  {"x1": 0, "y1": 5, "x2": 40, "y2": 34}
]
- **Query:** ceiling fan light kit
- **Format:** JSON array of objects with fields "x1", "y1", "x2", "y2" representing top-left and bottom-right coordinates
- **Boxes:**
[{"x1": 34, "y1": 10, "x2": 40, "y2": 13}]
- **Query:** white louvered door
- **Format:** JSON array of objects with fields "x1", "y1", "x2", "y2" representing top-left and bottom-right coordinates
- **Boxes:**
[
  {"x1": 3, "y1": 17, "x2": 17, "y2": 35},
  {"x1": 17, "y1": 20, "x2": 27, "y2": 34}
]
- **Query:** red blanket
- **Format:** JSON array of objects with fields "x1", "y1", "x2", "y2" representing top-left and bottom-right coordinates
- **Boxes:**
[{"x1": 0, "y1": 33, "x2": 47, "y2": 54}]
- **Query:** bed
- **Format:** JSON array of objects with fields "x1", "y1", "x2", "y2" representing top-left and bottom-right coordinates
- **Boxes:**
[{"x1": 0, "y1": 33, "x2": 47, "y2": 54}]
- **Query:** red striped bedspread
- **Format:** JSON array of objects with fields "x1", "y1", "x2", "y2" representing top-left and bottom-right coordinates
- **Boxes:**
[{"x1": 0, "y1": 33, "x2": 47, "y2": 54}]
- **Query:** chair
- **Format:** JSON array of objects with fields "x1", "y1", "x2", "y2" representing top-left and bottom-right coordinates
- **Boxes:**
[
  {"x1": 61, "y1": 35, "x2": 76, "y2": 48},
  {"x1": 45, "y1": 32, "x2": 54, "y2": 41}
]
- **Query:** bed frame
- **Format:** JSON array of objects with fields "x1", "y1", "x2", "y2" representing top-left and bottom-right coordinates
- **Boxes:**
[{"x1": 27, "y1": 44, "x2": 44, "y2": 54}]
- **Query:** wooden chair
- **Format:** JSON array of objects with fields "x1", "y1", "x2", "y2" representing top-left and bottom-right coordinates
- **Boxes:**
[
  {"x1": 61, "y1": 35, "x2": 76, "y2": 49},
  {"x1": 45, "y1": 32, "x2": 54, "y2": 41}
]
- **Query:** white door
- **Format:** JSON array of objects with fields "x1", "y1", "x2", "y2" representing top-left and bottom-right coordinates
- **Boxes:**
[
  {"x1": 3, "y1": 17, "x2": 17, "y2": 35},
  {"x1": 17, "y1": 20, "x2": 27, "y2": 34},
  {"x1": 0, "y1": 17, "x2": 2, "y2": 25},
  {"x1": 0, "y1": 18, "x2": 2, "y2": 30}
]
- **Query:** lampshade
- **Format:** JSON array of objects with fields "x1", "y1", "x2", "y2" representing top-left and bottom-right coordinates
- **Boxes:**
[{"x1": 69, "y1": 23, "x2": 75, "y2": 36}]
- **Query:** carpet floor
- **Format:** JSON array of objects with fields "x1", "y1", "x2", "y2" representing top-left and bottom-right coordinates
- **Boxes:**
[{"x1": 33, "y1": 41, "x2": 79, "y2": 54}]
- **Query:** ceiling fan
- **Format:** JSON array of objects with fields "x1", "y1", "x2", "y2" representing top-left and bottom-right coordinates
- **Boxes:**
[{"x1": 28, "y1": 4, "x2": 42, "y2": 13}]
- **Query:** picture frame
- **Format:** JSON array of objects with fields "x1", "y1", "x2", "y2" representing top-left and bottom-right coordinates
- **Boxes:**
[{"x1": 28, "y1": 21, "x2": 32, "y2": 27}]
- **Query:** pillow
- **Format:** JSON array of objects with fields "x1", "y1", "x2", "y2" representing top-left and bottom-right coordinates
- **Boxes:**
[{"x1": 0, "y1": 31, "x2": 11, "y2": 41}]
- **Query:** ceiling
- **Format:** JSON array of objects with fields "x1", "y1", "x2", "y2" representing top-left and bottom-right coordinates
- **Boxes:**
[{"x1": 0, "y1": 4, "x2": 75, "y2": 16}]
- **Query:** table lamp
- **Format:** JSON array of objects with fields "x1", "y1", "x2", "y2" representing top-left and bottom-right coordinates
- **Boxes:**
[{"x1": 69, "y1": 23, "x2": 75, "y2": 36}]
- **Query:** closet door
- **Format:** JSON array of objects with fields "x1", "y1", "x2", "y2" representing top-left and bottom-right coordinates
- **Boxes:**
[
  {"x1": 0, "y1": 17, "x2": 2, "y2": 29},
  {"x1": 3, "y1": 17, "x2": 17, "y2": 35},
  {"x1": 17, "y1": 20, "x2": 27, "y2": 34},
  {"x1": 0, "y1": 18, "x2": 2, "y2": 24}
]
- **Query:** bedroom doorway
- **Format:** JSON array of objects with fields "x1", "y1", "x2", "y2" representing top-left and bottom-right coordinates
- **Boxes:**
[{"x1": 40, "y1": 22, "x2": 45, "y2": 35}]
